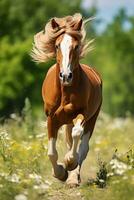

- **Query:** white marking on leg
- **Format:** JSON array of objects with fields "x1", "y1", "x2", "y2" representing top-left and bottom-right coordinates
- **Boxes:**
[
  {"x1": 48, "y1": 138, "x2": 58, "y2": 168},
  {"x1": 72, "y1": 121, "x2": 83, "y2": 138},
  {"x1": 48, "y1": 138, "x2": 57, "y2": 156},
  {"x1": 78, "y1": 131, "x2": 90, "y2": 165},
  {"x1": 64, "y1": 119, "x2": 83, "y2": 169},
  {"x1": 66, "y1": 132, "x2": 91, "y2": 186},
  {"x1": 61, "y1": 34, "x2": 72, "y2": 75},
  {"x1": 71, "y1": 120, "x2": 84, "y2": 154},
  {"x1": 48, "y1": 138, "x2": 68, "y2": 180},
  {"x1": 66, "y1": 165, "x2": 80, "y2": 186}
]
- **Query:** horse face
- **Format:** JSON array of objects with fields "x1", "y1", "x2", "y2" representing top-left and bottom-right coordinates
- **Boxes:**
[{"x1": 55, "y1": 34, "x2": 80, "y2": 86}]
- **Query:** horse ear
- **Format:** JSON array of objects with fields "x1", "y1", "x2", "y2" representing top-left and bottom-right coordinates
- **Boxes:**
[
  {"x1": 51, "y1": 18, "x2": 59, "y2": 29},
  {"x1": 75, "y1": 18, "x2": 83, "y2": 31}
]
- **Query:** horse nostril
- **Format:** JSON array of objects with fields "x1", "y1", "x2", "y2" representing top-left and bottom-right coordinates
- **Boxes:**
[
  {"x1": 68, "y1": 72, "x2": 73, "y2": 79},
  {"x1": 59, "y1": 72, "x2": 63, "y2": 78}
]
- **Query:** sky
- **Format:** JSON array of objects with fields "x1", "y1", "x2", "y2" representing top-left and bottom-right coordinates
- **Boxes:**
[{"x1": 82, "y1": 0, "x2": 134, "y2": 31}]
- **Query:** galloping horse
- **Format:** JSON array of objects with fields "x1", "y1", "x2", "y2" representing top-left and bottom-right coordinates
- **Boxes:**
[{"x1": 32, "y1": 13, "x2": 102, "y2": 187}]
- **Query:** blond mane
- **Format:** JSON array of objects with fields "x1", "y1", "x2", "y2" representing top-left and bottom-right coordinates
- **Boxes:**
[{"x1": 31, "y1": 13, "x2": 94, "y2": 63}]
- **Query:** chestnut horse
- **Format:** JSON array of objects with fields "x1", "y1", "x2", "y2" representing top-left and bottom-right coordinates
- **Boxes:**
[{"x1": 32, "y1": 13, "x2": 102, "y2": 187}]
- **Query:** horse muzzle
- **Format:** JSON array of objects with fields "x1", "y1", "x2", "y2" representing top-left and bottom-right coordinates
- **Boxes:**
[{"x1": 59, "y1": 72, "x2": 73, "y2": 86}]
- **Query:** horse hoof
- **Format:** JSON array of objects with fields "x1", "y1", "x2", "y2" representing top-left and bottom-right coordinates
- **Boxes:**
[
  {"x1": 64, "y1": 152, "x2": 78, "y2": 171},
  {"x1": 68, "y1": 183, "x2": 79, "y2": 188},
  {"x1": 52, "y1": 164, "x2": 68, "y2": 182},
  {"x1": 66, "y1": 171, "x2": 81, "y2": 187},
  {"x1": 66, "y1": 178, "x2": 80, "y2": 188},
  {"x1": 59, "y1": 169, "x2": 68, "y2": 182}
]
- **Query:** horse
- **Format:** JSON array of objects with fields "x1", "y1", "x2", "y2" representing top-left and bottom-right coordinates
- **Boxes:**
[{"x1": 31, "y1": 13, "x2": 102, "y2": 187}]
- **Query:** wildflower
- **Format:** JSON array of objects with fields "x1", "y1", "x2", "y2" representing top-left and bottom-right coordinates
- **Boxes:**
[
  {"x1": 45, "y1": 180, "x2": 52, "y2": 185},
  {"x1": 15, "y1": 194, "x2": 27, "y2": 200},
  {"x1": 29, "y1": 173, "x2": 42, "y2": 184},
  {"x1": 10, "y1": 113, "x2": 17, "y2": 120},
  {"x1": 122, "y1": 176, "x2": 128, "y2": 180},
  {"x1": 76, "y1": 192, "x2": 81, "y2": 196},
  {"x1": 107, "y1": 172, "x2": 114, "y2": 177},
  {"x1": 39, "y1": 121, "x2": 47, "y2": 128},
  {"x1": 109, "y1": 158, "x2": 131, "y2": 175},
  {"x1": 94, "y1": 147, "x2": 100, "y2": 152},
  {"x1": 99, "y1": 179, "x2": 105, "y2": 183},
  {"x1": 7, "y1": 173, "x2": 20, "y2": 183},
  {"x1": 33, "y1": 183, "x2": 50, "y2": 194},
  {"x1": 33, "y1": 185, "x2": 39, "y2": 189},
  {"x1": 36, "y1": 133, "x2": 46, "y2": 139},
  {"x1": 0, "y1": 130, "x2": 10, "y2": 140},
  {"x1": 40, "y1": 183, "x2": 50, "y2": 190}
]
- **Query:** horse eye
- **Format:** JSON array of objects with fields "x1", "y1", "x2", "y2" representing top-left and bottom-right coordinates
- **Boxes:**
[
  {"x1": 55, "y1": 44, "x2": 60, "y2": 50},
  {"x1": 75, "y1": 45, "x2": 79, "y2": 50}
]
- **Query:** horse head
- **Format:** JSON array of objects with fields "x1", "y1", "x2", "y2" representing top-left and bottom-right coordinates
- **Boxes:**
[{"x1": 51, "y1": 18, "x2": 83, "y2": 86}]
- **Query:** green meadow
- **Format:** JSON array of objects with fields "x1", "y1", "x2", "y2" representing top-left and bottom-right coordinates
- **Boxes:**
[{"x1": 0, "y1": 103, "x2": 133, "y2": 200}]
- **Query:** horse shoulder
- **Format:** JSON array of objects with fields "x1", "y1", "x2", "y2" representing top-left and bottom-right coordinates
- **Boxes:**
[
  {"x1": 81, "y1": 64, "x2": 102, "y2": 87},
  {"x1": 80, "y1": 64, "x2": 102, "y2": 119},
  {"x1": 42, "y1": 64, "x2": 61, "y2": 115}
]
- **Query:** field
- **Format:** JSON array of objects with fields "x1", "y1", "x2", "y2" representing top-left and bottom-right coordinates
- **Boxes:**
[{"x1": 0, "y1": 103, "x2": 134, "y2": 200}]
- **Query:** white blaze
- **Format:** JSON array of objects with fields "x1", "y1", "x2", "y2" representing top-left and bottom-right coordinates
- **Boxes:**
[{"x1": 60, "y1": 34, "x2": 72, "y2": 74}]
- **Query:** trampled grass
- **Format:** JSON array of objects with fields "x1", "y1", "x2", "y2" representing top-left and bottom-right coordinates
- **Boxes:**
[{"x1": 0, "y1": 108, "x2": 134, "y2": 200}]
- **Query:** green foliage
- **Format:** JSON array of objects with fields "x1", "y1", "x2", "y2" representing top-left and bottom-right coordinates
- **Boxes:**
[
  {"x1": 0, "y1": 0, "x2": 91, "y2": 117},
  {"x1": 0, "y1": 0, "x2": 134, "y2": 117},
  {"x1": 89, "y1": 9, "x2": 134, "y2": 116}
]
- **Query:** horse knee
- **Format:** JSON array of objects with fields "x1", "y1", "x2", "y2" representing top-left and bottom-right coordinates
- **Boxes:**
[{"x1": 72, "y1": 124, "x2": 83, "y2": 138}]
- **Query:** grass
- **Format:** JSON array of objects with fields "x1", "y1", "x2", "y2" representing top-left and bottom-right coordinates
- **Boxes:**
[{"x1": 0, "y1": 102, "x2": 134, "y2": 200}]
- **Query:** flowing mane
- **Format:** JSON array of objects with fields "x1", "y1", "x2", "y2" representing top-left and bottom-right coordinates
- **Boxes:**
[{"x1": 31, "y1": 13, "x2": 94, "y2": 63}]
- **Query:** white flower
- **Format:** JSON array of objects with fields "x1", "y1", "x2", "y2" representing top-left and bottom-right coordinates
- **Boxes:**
[
  {"x1": 116, "y1": 169, "x2": 124, "y2": 175},
  {"x1": 76, "y1": 192, "x2": 81, "y2": 196},
  {"x1": 40, "y1": 183, "x2": 49, "y2": 190},
  {"x1": 33, "y1": 183, "x2": 50, "y2": 193},
  {"x1": 0, "y1": 130, "x2": 10, "y2": 140},
  {"x1": 29, "y1": 173, "x2": 42, "y2": 184},
  {"x1": 36, "y1": 133, "x2": 46, "y2": 138},
  {"x1": 7, "y1": 174, "x2": 20, "y2": 183},
  {"x1": 33, "y1": 185, "x2": 39, "y2": 189},
  {"x1": 45, "y1": 180, "x2": 52, "y2": 185},
  {"x1": 107, "y1": 172, "x2": 114, "y2": 177},
  {"x1": 10, "y1": 113, "x2": 17, "y2": 119},
  {"x1": 123, "y1": 176, "x2": 128, "y2": 180},
  {"x1": 94, "y1": 147, "x2": 100, "y2": 152},
  {"x1": 39, "y1": 121, "x2": 47, "y2": 128},
  {"x1": 99, "y1": 179, "x2": 105, "y2": 183},
  {"x1": 109, "y1": 158, "x2": 131, "y2": 175},
  {"x1": 15, "y1": 194, "x2": 27, "y2": 200}
]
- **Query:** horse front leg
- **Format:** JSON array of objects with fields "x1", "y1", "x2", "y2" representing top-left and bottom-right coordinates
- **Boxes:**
[
  {"x1": 47, "y1": 116, "x2": 68, "y2": 181},
  {"x1": 64, "y1": 114, "x2": 84, "y2": 171},
  {"x1": 66, "y1": 108, "x2": 100, "y2": 187},
  {"x1": 66, "y1": 132, "x2": 90, "y2": 187}
]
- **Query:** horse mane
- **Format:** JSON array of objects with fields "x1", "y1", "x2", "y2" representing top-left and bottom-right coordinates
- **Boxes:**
[{"x1": 31, "y1": 13, "x2": 94, "y2": 63}]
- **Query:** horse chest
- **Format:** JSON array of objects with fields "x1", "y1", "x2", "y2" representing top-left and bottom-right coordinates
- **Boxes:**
[{"x1": 61, "y1": 93, "x2": 82, "y2": 111}]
